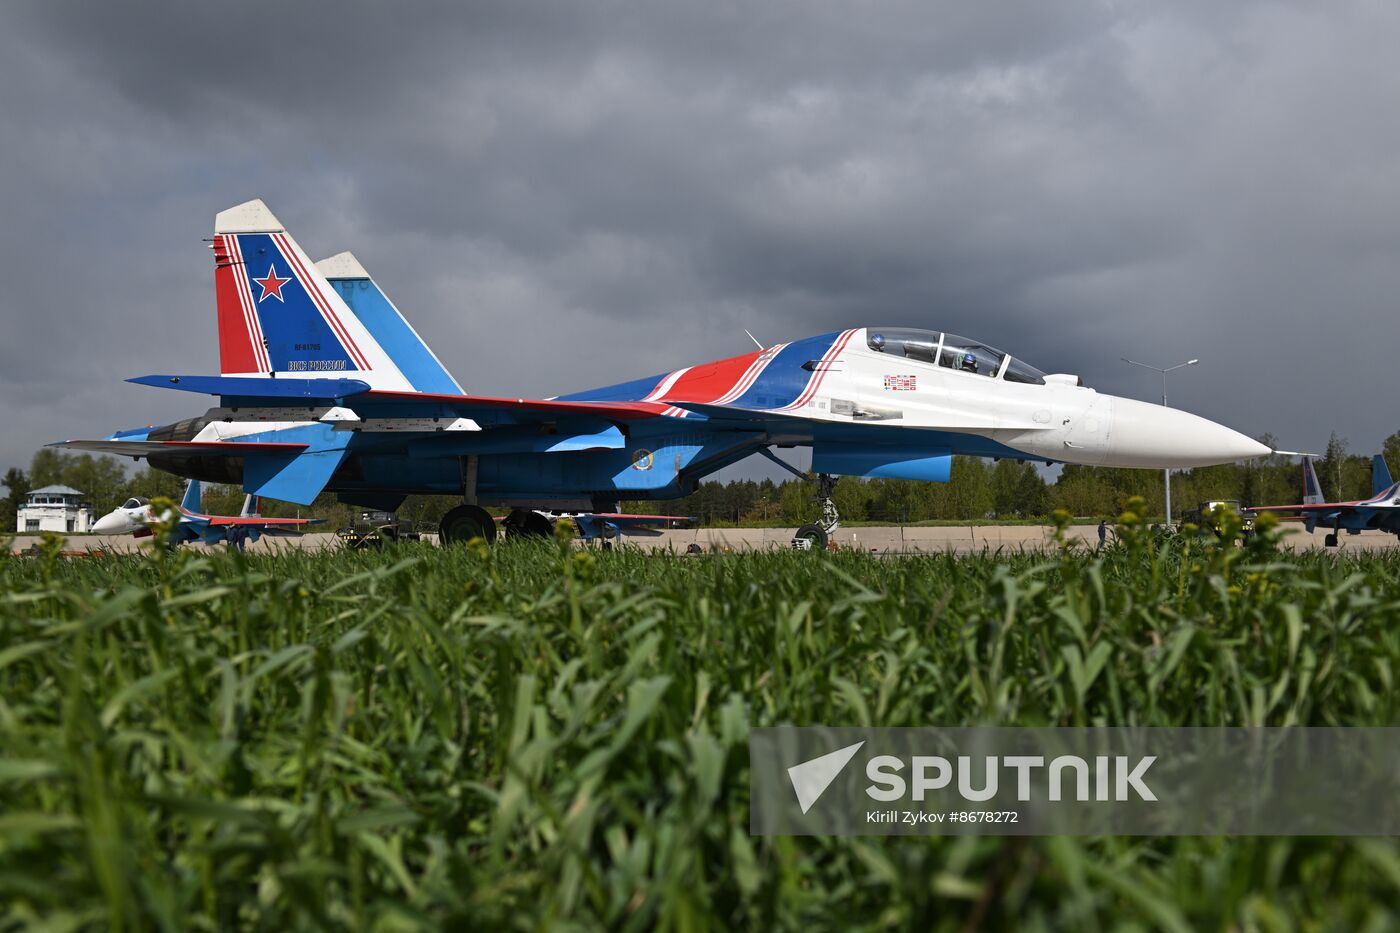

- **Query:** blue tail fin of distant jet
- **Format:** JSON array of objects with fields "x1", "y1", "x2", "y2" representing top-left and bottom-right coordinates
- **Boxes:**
[
  {"x1": 316, "y1": 251, "x2": 463, "y2": 394},
  {"x1": 1373, "y1": 455, "x2": 1394, "y2": 498},
  {"x1": 181, "y1": 479, "x2": 202, "y2": 513},
  {"x1": 1302, "y1": 456, "x2": 1324, "y2": 505}
]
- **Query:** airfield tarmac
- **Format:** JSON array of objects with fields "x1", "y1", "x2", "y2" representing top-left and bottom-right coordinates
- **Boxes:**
[{"x1": 11, "y1": 523, "x2": 1398, "y2": 556}]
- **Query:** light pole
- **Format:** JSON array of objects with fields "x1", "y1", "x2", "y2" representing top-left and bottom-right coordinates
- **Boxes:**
[{"x1": 1120, "y1": 357, "x2": 1200, "y2": 527}]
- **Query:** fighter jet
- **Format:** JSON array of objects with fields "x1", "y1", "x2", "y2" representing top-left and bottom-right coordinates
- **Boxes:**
[
  {"x1": 58, "y1": 199, "x2": 1270, "y2": 547},
  {"x1": 1249, "y1": 455, "x2": 1400, "y2": 546},
  {"x1": 92, "y1": 479, "x2": 319, "y2": 547}
]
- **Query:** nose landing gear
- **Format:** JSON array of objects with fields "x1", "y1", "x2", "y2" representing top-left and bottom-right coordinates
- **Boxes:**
[{"x1": 791, "y1": 473, "x2": 840, "y2": 551}]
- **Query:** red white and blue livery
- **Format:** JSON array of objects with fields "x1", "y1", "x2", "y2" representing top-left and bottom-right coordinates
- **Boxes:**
[{"x1": 58, "y1": 200, "x2": 1271, "y2": 546}]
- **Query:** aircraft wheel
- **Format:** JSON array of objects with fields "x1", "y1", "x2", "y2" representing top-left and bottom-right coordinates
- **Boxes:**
[
  {"x1": 1324, "y1": 533, "x2": 1338, "y2": 548},
  {"x1": 792, "y1": 523, "x2": 828, "y2": 551},
  {"x1": 440, "y1": 504, "x2": 497, "y2": 546},
  {"x1": 504, "y1": 508, "x2": 554, "y2": 539}
]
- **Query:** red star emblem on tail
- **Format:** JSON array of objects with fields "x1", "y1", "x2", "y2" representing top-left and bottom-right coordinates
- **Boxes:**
[{"x1": 253, "y1": 265, "x2": 291, "y2": 302}]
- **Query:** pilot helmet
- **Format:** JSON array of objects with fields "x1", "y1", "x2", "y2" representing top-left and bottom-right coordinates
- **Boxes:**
[
  {"x1": 963, "y1": 352, "x2": 976, "y2": 365},
  {"x1": 870, "y1": 333, "x2": 886, "y2": 351}
]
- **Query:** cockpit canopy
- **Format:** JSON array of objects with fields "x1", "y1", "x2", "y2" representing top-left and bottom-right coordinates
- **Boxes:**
[
  {"x1": 121, "y1": 497, "x2": 150, "y2": 509},
  {"x1": 865, "y1": 328, "x2": 1046, "y2": 385}
]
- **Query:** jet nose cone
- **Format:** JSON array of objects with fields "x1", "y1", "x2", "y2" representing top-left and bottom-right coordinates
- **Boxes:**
[
  {"x1": 1108, "y1": 397, "x2": 1269, "y2": 468},
  {"x1": 92, "y1": 512, "x2": 125, "y2": 534}
]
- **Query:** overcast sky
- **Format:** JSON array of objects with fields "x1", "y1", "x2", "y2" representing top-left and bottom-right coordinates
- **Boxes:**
[{"x1": 3, "y1": 0, "x2": 1398, "y2": 480}]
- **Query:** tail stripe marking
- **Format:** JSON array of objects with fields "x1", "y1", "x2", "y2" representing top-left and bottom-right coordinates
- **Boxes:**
[
  {"x1": 230, "y1": 236, "x2": 270, "y2": 372},
  {"x1": 219, "y1": 235, "x2": 258, "y2": 371},
  {"x1": 271, "y1": 233, "x2": 370, "y2": 371},
  {"x1": 228, "y1": 235, "x2": 271, "y2": 372},
  {"x1": 213, "y1": 236, "x2": 260, "y2": 373}
]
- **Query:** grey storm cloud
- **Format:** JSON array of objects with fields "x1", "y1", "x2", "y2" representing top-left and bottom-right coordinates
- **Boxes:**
[{"x1": 2, "y1": 0, "x2": 1398, "y2": 476}]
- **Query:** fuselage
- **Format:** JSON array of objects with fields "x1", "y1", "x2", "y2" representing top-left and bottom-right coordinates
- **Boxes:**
[{"x1": 115, "y1": 326, "x2": 1267, "y2": 510}]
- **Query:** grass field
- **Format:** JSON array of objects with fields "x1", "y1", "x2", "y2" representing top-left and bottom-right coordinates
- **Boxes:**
[{"x1": 2, "y1": 517, "x2": 1399, "y2": 930}]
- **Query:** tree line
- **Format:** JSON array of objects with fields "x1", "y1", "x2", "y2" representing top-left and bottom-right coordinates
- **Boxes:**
[{"x1": 5, "y1": 431, "x2": 1398, "y2": 532}]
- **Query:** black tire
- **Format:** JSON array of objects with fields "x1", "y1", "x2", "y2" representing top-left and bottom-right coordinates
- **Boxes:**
[
  {"x1": 439, "y1": 504, "x2": 498, "y2": 546},
  {"x1": 1324, "y1": 533, "x2": 1338, "y2": 548},
  {"x1": 504, "y1": 508, "x2": 554, "y2": 539},
  {"x1": 793, "y1": 523, "x2": 828, "y2": 551}
]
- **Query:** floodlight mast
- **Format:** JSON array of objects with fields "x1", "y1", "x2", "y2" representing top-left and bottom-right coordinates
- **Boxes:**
[{"x1": 1120, "y1": 357, "x2": 1200, "y2": 527}]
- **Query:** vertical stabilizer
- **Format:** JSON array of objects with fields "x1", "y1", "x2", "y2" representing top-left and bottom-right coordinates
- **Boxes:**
[
  {"x1": 211, "y1": 200, "x2": 415, "y2": 390},
  {"x1": 1302, "y1": 456, "x2": 1324, "y2": 506},
  {"x1": 317, "y1": 251, "x2": 463, "y2": 394},
  {"x1": 181, "y1": 480, "x2": 203, "y2": 514},
  {"x1": 1372, "y1": 455, "x2": 1394, "y2": 498},
  {"x1": 240, "y1": 494, "x2": 261, "y2": 518}
]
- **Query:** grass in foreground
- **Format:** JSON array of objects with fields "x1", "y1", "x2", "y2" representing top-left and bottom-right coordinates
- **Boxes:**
[{"x1": 1, "y1": 521, "x2": 1399, "y2": 930}]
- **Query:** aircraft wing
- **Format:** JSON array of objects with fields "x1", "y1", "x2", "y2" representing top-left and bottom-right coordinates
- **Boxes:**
[
  {"x1": 54, "y1": 439, "x2": 310, "y2": 458},
  {"x1": 204, "y1": 516, "x2": 322, "y2": 527},
  {"x1": 347, "y1": 390, "x2": 671, "y2": 422},
  {"x1": 1248, "y1": 501, "x2": 1368, "y2": 513}
]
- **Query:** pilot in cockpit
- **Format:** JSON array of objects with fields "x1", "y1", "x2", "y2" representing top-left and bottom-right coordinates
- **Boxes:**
[
  {"x1": 960, "y1": 352, "x2": 979, "y2": 374},
  {"x1": 869, "y1": 333, "x2": 886, "y2": 352}
]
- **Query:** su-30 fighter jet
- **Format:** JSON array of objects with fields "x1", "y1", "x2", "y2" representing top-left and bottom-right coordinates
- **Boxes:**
[
  {"x1": 92, "y1": 479, "x2": 319, "y2": 547},
  {"x1": 57, "y1": 200, "x2": 1270, "y2": 548}
]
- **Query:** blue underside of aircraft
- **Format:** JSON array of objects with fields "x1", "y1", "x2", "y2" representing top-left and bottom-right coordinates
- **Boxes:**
[
  {"x1": 93, "y1": 374, "x2": 1039, "y2": 510},
  {"x1": 170, "y1": 403, "x2": 1030, "y2": 507}
]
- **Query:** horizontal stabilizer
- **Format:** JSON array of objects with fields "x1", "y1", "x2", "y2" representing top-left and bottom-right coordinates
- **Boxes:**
[{"x1": 128, "y1": 374, "x2": 372, "y2": 399}]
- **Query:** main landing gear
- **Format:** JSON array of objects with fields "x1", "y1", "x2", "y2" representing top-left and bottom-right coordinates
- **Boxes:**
[
  {"x1": 1324, "y1": 518, "x2": 1341, "y2": 548},
  {"x1": 502, "y1": 508, "x2": 554, "y2": 539},
  {"x1": 792, "y1": 473, "x2": 840, "y2": 551},
  {"x1": 440, "y1": 506, "x2": 560, "y2": 546},
  {"x1": 439, "y1": 504, "x2": 496, "y2": 546}
]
